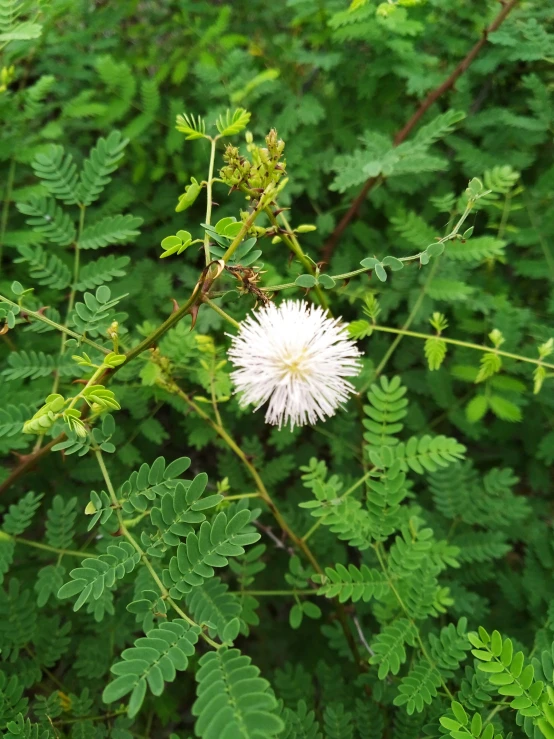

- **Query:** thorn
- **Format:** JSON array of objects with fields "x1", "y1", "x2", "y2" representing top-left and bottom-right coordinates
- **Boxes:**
[
  {"x1": 170, "y1": 298, "x2": 179, "y2": 314},
  {"x1": 36, "y1": 306, "x2": 50, "y2": 315},
  {"x1": 72, "y1": 378, "x2": 89, "y2": 385},
  {"x1": 0, "y1": 323, "x2": 9, "y2": 335},
  {"x1": 11, "y1": 451, "x2": 33, "y2": 463},
  {"x1": 189, "y1": 303, "x2": 200, "y2": 330}
]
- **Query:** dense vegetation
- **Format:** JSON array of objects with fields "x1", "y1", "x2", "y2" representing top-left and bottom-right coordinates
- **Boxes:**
[{"x1": 1, "y1": 0, "x2": 554, "y2": 737}]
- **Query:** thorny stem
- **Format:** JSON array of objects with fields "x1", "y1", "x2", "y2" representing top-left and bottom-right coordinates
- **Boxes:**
[
  {"x1": 0, "y1": 285, "x2": 204, "y2": 496},
  {"x1": 94, "y1": 449, "x2": 220, "y2": 649},
  {"x1": 123, "y1": 288, "x2": 200, "y2": 365}
]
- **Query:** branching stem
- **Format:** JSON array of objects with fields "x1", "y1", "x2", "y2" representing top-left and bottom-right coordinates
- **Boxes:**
[
  {"x1": 0, "y1": 294, "x2": 109, "y2": 354},
  {"x1": 165, "y1": 378, "x2": 363, "y2": 666},
  {"x1": 301, "y1": 468, "x2": 375, "y2": 543},
  {"x1": 94, "y1": 449, "x2": 220, "y2": 649},
  {"x1": 0, "y1": 530, "x2": 96, "y2": 559},
  {"x1": 373, "y1": 542, "x2": 454, "y2": 700},
  {"x1": 370, "y1": 325, "x2": 554, "y2": 372}
]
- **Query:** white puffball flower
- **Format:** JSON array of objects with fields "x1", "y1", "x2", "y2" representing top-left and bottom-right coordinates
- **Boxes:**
[{"x1": 228, "y1": 300, "x2": 362, "y2": 429}]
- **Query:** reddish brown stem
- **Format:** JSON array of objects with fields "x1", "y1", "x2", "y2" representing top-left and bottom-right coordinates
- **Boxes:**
[
  {"x1": 0, "y1": 435, "x2": 62, "y2": 494},
  {"x1": 321, "y1": 0, "x2": 520, "y2": 263}
]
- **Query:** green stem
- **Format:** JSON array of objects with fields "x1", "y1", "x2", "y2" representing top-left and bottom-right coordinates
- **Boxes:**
[
  {"x1": 525, "y1": 195, "x2": 554, "y2": 281},
  {"x1": 165, "y1": 378, "x2": 363, "y2": 667},
  {"x1": 203, "y1": 138, "x2": 217, "y2": 266},
  {"x1": 265, "y1": 207, "x2": 329, "y2": 310},
  {"x1": 203, "y1": 297, "x2": 240, "y2": 329},
  {"x1": 370, "y1": 324, "x2": 554, "y2": 371},
  {"x1": 122, "y1": 510, "x2": 150, "y2": 528},
  {"x1": 225, "y1": 492, "x2": 260, "y2": 500},
  {"x1": 261, "y1": 197, "x2": 478, "y2": 297},
  {"x1": 373, "y1": 258, "x2": 440, "y2": 380},
  {"x1": 301, "y1": 468, "x2": 375, "y2": 543},
  {"x1": 237, "y1": 589, "x2": 314, "y2": 596},
  {"x1": 209, "y1": 352, "x2": 223, "y2": 427},
  {"x1": 0, "y1": 530, "x2": 97, "y2": 559},
  {"x1": 369, "y1": 200, "x2": 482, "y2": 380},
  {"x1": 54, "y1": 710, "x2": 126, "y2": 726},
  {"x1": 60, "y1": 205, "x2": 85, "y2": 348},
  {"x1": 0, "y1": 157, "x2": 15, "y2": 272},
  {"x1": 0, "y1": 294, "x2": 109, "y2": 353},
  {"x1": 167, "y1": 381, "x2": 322, "y2": 570},
  {"x1": 483, "y1": 702, "x2": 508, "y2": 725},
  {"x1": 373, "y1": 543, "x2": 454, "y2": 699},
  {"x1": 65, "y1": 365, "x2": 106, "y2": 412},
  {"x1": 51, "y1": 204, "x2": 86, "y2": 397},
  {"x1": 94, "y1": 450, "x2": 220, "y2": 649},
  {"x1": 25, "y1": 645, "x2": 67, "y2": 692},
  {"x1": 497, "y1": 191, "x2": 512, "y2": 241},
  {"x1": 123, "y1": 288, "x2": 200, "y2": 365},
  {"x1": 221, "y1": 200, "x2": 267, "y2": 264}
]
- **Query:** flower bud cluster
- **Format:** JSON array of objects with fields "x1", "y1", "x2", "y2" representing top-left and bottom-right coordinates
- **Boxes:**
[{"x1": 220, "y1": 129, "x2": 286, "y2": 192}]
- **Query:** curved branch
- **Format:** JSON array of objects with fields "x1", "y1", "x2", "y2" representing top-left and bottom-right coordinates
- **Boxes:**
[
  {"x1": 321, "y1": 0, "x2": 520, "y2": 263},
  {"x1": 0, "y1": 435, "x2": 62, "y2": 495}
]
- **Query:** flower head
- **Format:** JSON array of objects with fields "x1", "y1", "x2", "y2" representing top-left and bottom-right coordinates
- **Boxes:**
[{"x1": 228, "y1": 300, "x2": 362, "y2": 429}]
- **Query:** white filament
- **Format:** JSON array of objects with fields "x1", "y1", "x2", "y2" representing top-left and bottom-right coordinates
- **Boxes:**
[{"x1": 228, "y1": 300, "x2": 362, "y2": 429}]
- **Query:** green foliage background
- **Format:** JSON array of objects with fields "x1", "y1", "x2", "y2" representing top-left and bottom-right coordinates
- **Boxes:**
[{"x1": 1, "y1": 0, "x2": 554, "y2": 737}]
